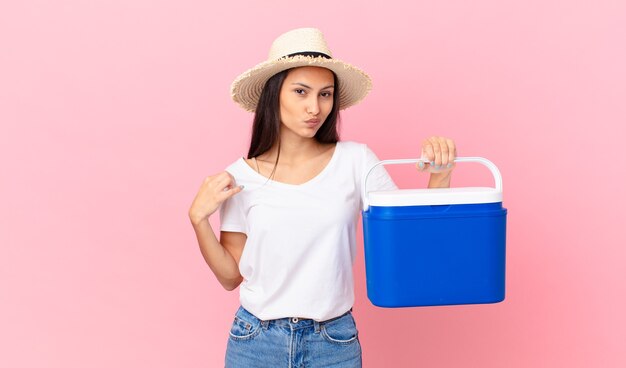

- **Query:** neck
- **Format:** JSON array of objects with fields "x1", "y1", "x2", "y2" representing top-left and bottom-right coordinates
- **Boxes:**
[{"x1": 264, "y1": 129, "x2": 324, "y2": 164}]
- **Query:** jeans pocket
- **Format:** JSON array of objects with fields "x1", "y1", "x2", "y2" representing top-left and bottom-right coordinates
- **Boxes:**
[
  {"x1": 228, "y1": 315, "x2": 262, "y2": 341},
  {"x1": 321, "y1": 313, "x2": 359, "y2": 345}
]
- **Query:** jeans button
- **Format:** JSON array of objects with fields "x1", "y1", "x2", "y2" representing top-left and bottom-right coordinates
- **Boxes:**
[{"x1": 292, "y1": 317, "x2": 298, "y2": 323}]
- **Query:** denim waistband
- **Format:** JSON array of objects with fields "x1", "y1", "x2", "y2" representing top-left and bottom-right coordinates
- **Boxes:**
[{"x1": 236, "y1": 306, "x2": 353, "y2": 333}]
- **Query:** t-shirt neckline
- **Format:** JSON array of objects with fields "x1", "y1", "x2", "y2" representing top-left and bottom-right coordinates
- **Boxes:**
[{"x1": 238, "y1": 141, "x2": 342, "y2": 188}]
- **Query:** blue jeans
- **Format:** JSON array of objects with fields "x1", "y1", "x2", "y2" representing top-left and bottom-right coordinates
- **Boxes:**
[{"x1": 225, "y1": 305, "x2": 362, "y2": 367}]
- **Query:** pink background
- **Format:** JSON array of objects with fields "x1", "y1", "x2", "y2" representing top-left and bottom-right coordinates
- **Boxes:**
[{"x1": 1, "y1": 1, "x2": 625, "y2": 367}]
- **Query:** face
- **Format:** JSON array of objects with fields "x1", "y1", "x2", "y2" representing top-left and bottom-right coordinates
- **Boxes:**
[{"x1": 279, "y1": 66, "x2": 335, "y2": 139}]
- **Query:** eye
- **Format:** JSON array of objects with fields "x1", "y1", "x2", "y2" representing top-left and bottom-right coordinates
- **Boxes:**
[
  {"x1": 294, "y1": 89, "x2": 306, "y2": 95},
  {"x1": 321, "y1": 91, "x2": 333, "y2": 98}
]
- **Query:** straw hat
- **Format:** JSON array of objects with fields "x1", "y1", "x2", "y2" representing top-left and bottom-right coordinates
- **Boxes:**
[{"x1": 230, "y1": 28, "x2": 373, "y2": 112}]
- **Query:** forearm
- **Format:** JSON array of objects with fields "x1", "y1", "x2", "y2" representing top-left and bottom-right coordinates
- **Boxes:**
[
  {"x1": 427, "y1": 172, "x2": 452, "y2": 188},
  {"x1": 189, "y1": 217, "x2": 242, "y2": 290}
]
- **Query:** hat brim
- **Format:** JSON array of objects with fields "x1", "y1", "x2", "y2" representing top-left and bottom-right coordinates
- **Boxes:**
[{"x1": 230, "y1": 55, "x2": 372, "y2": 112}]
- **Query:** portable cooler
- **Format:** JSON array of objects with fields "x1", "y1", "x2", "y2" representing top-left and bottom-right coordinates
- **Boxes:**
[{"x1": 361, "y1": 157, "x2": 508, "y2": 307}]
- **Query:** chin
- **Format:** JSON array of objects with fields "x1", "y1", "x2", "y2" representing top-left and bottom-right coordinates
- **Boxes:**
[
  {"x1": 300, "y1": 132, "x2": 317, "y2": 139},
  {"x1": 305, "y1": 126, "x2": 324, "y2": 136}
]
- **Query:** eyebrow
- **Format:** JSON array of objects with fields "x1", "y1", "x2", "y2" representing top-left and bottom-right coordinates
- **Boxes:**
[{"x1": 291, "y1": 82, "x2": 335, "y2": 90}]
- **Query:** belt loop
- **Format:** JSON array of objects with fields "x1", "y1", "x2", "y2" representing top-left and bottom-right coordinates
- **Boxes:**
[
  {"x1": 261, "y1": 320, "x2": 269, "y2": 330},
  {"x1": 314, "y1": 320, "x2": 321, "y2": 333}
]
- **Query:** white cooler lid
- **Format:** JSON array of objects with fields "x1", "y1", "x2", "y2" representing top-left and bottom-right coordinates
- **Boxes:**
[{"x1": 368, "y1": 187, "x2": 502, "y2": 206}]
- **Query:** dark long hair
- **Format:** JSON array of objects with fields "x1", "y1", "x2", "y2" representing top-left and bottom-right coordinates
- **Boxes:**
[{"x1": 246, "y1": 67, "x2": 341, "y2": 180}]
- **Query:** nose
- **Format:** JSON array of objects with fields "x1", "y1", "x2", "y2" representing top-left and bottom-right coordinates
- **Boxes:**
[{"x1": 307, "y1": 96, "x2": 320, "y2": 116}]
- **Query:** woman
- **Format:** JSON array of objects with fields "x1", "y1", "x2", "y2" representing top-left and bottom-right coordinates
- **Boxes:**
[{"x1": 188, "y1": 28, "x2": 457, "y2": 368}]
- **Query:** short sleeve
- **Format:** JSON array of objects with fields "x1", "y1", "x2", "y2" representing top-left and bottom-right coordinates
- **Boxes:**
[
  {"x1": 219, "y1": 192, "x2": 247, "y2": 234},
  {"x1": 360, "y1": 144, "x2": 398, "y2": 210}
]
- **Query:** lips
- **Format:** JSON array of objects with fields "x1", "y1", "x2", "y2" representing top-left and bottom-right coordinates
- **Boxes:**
[{"x1": 305, "y1": 118, "x2": 320, "y2": 126}]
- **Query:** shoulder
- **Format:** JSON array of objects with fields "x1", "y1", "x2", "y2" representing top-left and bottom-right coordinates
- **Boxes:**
[
  {"x1": 337, "y1": 140, "x2": 368, "y2": 156},
  {"x1": 338, "y1": 140, "x2": 378, "y2": 164},
  {"x1": 223, "y1": 157, "x2": 247, "y2": 177}
]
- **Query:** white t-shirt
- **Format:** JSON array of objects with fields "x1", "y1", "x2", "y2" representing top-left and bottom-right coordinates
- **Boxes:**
[{"x1": 219, "y1": 140, "x2": 397, "y2": 322}]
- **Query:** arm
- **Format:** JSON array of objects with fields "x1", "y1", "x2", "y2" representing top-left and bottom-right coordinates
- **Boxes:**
[
  {"x1": 188, "y1": 171, "x2": 245, "y2": 291},
  {"x1": 189, "y1": 217, "x2": 245, "y2": 291}
]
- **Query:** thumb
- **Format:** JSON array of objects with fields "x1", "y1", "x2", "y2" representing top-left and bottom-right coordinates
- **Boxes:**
[
  {"x1": 227, "y1": 184, "x2": 245, "y2": 196},
  {"x1": 219, "y1": 185, "x2": 244, "y2": 203}
]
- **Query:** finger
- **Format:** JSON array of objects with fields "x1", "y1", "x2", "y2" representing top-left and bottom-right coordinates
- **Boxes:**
[
  {"x1": 224, "y1": 171, "x2": 236, "y2": 182},
  {"x1": 438, "y1": 137, "x2": 450, "y2": 166},
  {"x1": 422, "y1": 140, "x2": 435, "y2": 166},
  {"x1": 429, "y1": 136, "x2": 442, "y2": 168},
  {"x1": 418, "y1": 146, "x2": 428, "y2": 171},
  {"x1": 420, "y1": 146, "x2": 428, "y2": 160},
  {"x1": 446, "y1": 138, "x2": 456, "y2": 168},
  {"x1": 214, "y1": 175, "x2": 232, "y2": 191},
  {"x1": 416, "y1": 160, "x2": 426, "y2": 172},
  {"x1": 223, "y1": 171, "x2": 241, "y2": 190},
  {"x1": 215, "y1": 171, "x2": 236, "y2": 186},
  {"x1": 217, "y1": 184, "x2": 244, "y2": 201}
]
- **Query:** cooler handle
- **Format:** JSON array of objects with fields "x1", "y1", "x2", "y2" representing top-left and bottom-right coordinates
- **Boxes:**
[{"x1": 362, "y1": 157, "x2": 503, "y2": 211}]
